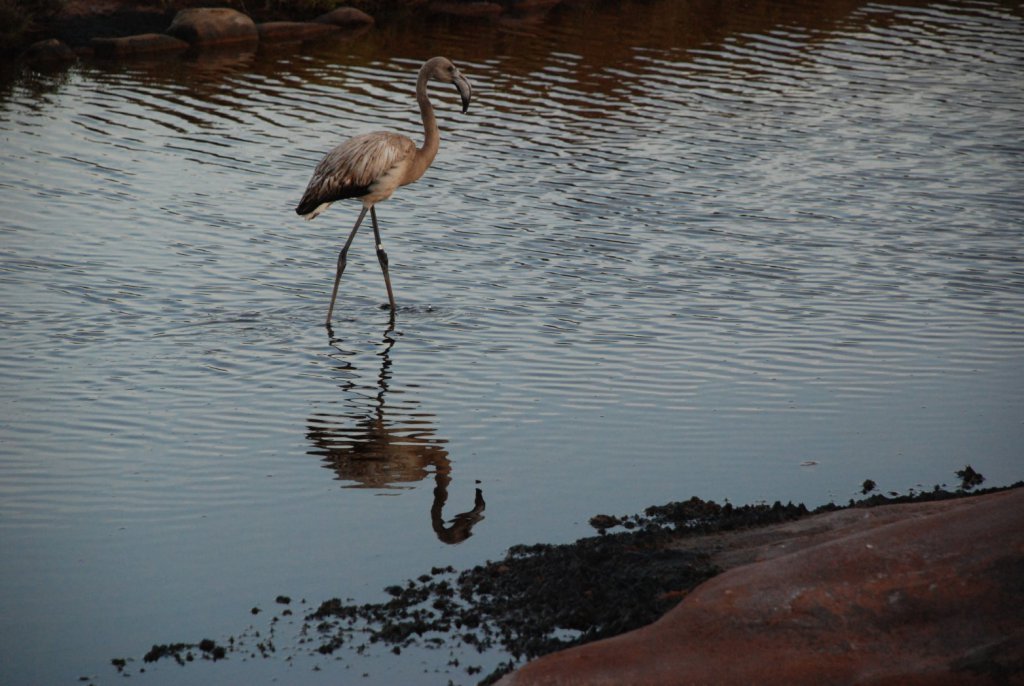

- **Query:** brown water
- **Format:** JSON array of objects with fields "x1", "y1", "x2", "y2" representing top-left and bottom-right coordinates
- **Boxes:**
[{"x1": 1, "y1": 0, "x2": 1023, "y2": 683}]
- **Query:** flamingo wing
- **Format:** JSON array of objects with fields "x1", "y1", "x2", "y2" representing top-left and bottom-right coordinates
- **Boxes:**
[{"x1": 296, "y1": 132, "x2": 416, "y2": 218}]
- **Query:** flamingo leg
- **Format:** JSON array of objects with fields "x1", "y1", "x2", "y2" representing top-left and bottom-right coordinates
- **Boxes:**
[
  {"x1": 326, "y1": 205, "x2": 369, "y2": 326},
  {"x1": 370, "y1": 206, "x2": 397, "y2": 312}
]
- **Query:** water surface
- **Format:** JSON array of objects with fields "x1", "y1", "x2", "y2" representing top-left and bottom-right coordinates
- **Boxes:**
[{"x1": 1, "y1": 0, "x2": 1022, "y2": 683}]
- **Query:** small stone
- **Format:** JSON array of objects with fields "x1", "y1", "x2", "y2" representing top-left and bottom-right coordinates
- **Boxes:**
[{"x1": 588, "y1": 514, "x2": 620, "y2": 532}]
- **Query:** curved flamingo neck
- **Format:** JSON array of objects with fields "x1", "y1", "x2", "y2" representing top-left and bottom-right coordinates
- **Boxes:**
[{"x1": 408, "y1": 68, "x2": 440, "y2": 183}]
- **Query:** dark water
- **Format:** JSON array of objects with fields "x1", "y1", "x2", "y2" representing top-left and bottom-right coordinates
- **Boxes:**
[{"x1": 1, "y1": 0, "x2": 1022, "y2": 683}]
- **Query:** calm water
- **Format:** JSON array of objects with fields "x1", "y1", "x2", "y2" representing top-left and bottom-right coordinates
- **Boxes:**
[{"x1": 2, "y1": 0, "x2": 1023, "y2": 683}]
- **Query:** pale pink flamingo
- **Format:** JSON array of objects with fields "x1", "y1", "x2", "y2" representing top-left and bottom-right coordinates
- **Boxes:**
[{"x1": 296, "y1": 56, "x2": 472, "y2": 325}]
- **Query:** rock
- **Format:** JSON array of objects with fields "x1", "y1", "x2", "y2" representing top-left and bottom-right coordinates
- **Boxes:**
[
  {"x1": 313, "y1": 7, "x2": 375, "y2": 27},
  {"x1": 166, "y1": 8, "x2": 258, "y2": 47},
  {"x1": 499, "y1": 489, "x2": 1024, "y2": 685},
  {"x1": 91, "y1": 33, "x2": 189, "y2": 58},
  {"x1": 426, "y1": 1, "x2": 504, "y2": 17},
  {"x1": 256, "y1": 22, "x2": 340, "y2": 43},
  {"x1": 21, "y1": 38, "x2": 77, "y2": 63}
]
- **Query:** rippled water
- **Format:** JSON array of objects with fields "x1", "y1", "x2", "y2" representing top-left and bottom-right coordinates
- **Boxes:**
[{"x1": 2, "y1": 0, "x2": 1023, "y2": 683}]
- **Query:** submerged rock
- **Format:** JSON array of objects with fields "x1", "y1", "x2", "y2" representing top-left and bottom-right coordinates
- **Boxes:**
[
  {"x1": 426, "y1": 1, "x2": 504, "y2": 18},
  {"x1": 91, "y1": 33, "x2": 189, "y2": 57},
  {"x1": 21, "y1": 38, "x2": 77, "y2": 63},
  {"x1": 256, "y1": 22, "x2": 340, "y2": 43}
]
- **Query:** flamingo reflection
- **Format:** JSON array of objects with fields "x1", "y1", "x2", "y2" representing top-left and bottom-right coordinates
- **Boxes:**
[{"x1": 306, "y1": 325, "x2": 485, "y2": 544}]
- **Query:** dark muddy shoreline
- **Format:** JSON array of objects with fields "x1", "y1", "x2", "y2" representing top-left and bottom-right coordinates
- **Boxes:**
[{"x1": 107, "y1": 474, "x2": 1018, "y2": 685}]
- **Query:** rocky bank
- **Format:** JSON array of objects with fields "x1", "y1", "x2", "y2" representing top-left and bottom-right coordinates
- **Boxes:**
[
  {"x1": 7, "y1": 0, "x2": 584, "y2": 61},
  {"x1": 499, "y1": 487, "x2": 1024, "y2": 685}
]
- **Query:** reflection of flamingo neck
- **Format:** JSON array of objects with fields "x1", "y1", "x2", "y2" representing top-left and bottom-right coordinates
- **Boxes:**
[{"x1": 432, "y1": 473, "x2": 486, "y2": 545}]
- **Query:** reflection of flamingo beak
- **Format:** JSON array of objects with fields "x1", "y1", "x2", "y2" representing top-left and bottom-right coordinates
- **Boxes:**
[{"x1": 454, "y1": 72, "x2": 472, "y2": 114}]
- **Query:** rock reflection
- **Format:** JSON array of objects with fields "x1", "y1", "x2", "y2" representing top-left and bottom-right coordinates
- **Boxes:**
[{"x1": 307, "y1": 325, "x2": 484, "y2": 544}]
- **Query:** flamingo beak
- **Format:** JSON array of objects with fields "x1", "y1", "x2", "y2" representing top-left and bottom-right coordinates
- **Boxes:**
[{"x1": 453, "y1": 72, "x2": 472, "y2": 114}]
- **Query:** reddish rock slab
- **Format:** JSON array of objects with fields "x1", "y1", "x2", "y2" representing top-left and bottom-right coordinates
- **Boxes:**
[
  {"x1": 166, "y1": 8, "x2": 258, "y2": 47},
  {"x1": 91, "y1": 32, "x2": 189, "y2": 57},
  {"x1": 500, "y1": 489, "x2": 1024, "y2": 686},
  {"x1": 256, "y1": 21, "x2": 340, "y2": 43},
  {"x1": 313, "y1": 7, "x2": 375, "y2": 27}
]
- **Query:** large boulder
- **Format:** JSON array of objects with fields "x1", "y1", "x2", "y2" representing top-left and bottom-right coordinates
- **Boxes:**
[
  {"x1": 500, "y1": 489, "x2": 1024, "y2": 685},
  {"x1": 91, "y1": 33, "x2": 190, "y2": 58},
  {"x1": 166, "y1": 8, "x2": 258, "y2": 47}
]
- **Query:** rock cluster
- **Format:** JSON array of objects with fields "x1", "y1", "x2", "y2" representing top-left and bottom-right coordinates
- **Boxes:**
[
  {"x1": 19, "y1": 0, "x2": 583, "y2": 63},
  {"x1": 22, "y1": 6, "x2": 374, "y2": 63}
]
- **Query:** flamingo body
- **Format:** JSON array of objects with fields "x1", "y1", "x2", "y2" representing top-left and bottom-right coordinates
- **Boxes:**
[
  {"x1": 296, "y1": 132, "x2": 416, "y2": 219},
  {"x1": 295, "y1": 56, "x2": 472, "y2": 325}
]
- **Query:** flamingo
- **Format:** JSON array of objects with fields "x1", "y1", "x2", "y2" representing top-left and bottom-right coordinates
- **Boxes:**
[{"x1": 295, "y1": 56, "x2": 473, "y2": 325}]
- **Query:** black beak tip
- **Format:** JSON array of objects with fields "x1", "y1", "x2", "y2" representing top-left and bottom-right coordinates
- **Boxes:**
[{"x1": 454, "y1": 77, "x2": 471, "y2": 114}]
